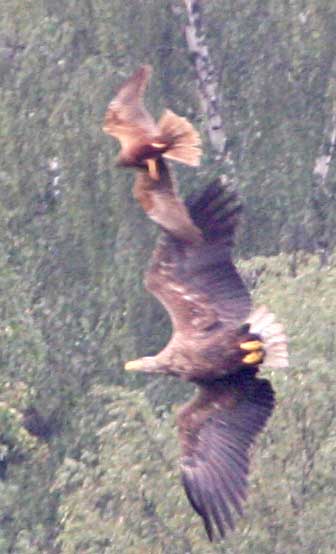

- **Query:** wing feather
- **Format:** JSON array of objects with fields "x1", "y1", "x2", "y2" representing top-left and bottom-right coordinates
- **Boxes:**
[
  {"x1": 103, "y1": 65, "x2": 158, "y2": 141},
  {"x1": 133, "y1": 159, "x2": 202, "y2": 244},
  {"x1": 145, "y1": 180, "x2": 251, "y2": 334},
  {"x1": 114, "y1": 65, "x2": 152, "y2": 105},
  {"x1": 177, "y1": 369, "x2": 275, "y2": 540}
]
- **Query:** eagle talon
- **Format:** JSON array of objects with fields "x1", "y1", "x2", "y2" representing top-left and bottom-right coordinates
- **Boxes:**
[
  {"x1": 240, "y1": 338, "x2": 265, "y2": 365},
  {"x1": 242, "y1": 350, "x2": 264, "y2": 365},
  {"x1": 240, "y1": 340, "x2": 264, "y2": 352}
]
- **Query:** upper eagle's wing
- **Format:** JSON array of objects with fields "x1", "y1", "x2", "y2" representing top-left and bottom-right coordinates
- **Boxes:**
[
  {"x1": 145, "y1": 180, "x2": 251, "y2": 335},
  {"x1": 177, "y1": 368, "x2": 275, "y2": 540},
  {"x1": 102, "y1": 64, "x2": 158, "y2": 146}
]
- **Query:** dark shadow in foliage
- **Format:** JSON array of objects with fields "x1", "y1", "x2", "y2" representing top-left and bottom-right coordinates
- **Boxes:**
[
  {"x1": 0, "y1": 458, "x2": 8, "y2": 480},
  {"x1": 22, "y1": 406, "x2": 62, "y2": 441}
]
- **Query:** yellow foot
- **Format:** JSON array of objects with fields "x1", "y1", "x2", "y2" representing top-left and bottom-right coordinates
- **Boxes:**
[
  {"x1": 240, "y1": 339, "x2": 264, "y2": 365},
  {"x1": 242, "y1": 351, "x2": 264, "y2": 365},
  {"x1": 146, "y1": 158, "x2": 159, "y2": 180},
  {"x1": 151, "y1": 141, "x2": 166, "y2": 149},
  {"x1": 240, "y1": 340, "x2": 263, "y2": 352}
]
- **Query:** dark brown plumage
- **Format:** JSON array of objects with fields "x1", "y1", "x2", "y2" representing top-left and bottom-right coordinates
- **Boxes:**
[
  {"x1": 133, "y1": 157, "x2": 202, "y2": 244},
  {"x1": 178, "y1": 367, "x2": 274, "y2": 540},
  {"x1": 103, "y1": 65, "x2": 201, "y2": 179},
  {"x1": 125, "y1": 180, "x2": 288, "y2": 540}
]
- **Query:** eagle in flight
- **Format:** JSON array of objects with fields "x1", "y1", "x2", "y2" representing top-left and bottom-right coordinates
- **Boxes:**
[
  {"x1": 103, "y1": 65, "x2": 201, "y2": 180},
  {"x1": 125, "y1": 176, "x2": 288, "y2": 541}
]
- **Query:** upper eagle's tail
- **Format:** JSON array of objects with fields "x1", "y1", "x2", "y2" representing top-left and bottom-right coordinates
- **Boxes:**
[
  {"x1": 246, "y1": 306, "x2": 288, "y2": 368},
  {"x1": 158, "y1": 109, "x2": 202, "y2": 167}
]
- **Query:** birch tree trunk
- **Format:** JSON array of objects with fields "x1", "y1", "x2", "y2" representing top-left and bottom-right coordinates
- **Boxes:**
[
  {"x1": 311, "y1": 57, "x2": 336, "y2": 265},
  {"x1": 182, "y1": 0, "x2": 236, "y2": 180}
]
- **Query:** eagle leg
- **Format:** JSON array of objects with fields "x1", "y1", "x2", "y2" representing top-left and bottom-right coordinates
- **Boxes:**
[{"x1": 146, "y1": 158, "x2": 159, "y2": 180}]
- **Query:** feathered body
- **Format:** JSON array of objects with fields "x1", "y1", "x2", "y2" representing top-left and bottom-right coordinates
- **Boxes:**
[{"x1": 125, "y1": 179, "x2": 288, "y2": 540}]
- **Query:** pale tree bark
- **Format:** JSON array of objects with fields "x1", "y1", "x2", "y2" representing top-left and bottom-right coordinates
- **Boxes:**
[
  {"x1": 313, "y1": 109, "x2": 336, "y2": 194},
  {"x1": 288, "y1": 94, "x2": 336, "y2": 273},
  {"x1": 181, "y1": 0, "x2": 236, "y2": 179},
  {"x1": 311, "y1": 57, "x2": 336, "y2": 265}
]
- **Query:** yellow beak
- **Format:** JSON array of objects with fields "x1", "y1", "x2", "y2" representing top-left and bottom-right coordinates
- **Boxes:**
[{"x1": 124, "y1": 359, "x2": 145, "y2": 371}]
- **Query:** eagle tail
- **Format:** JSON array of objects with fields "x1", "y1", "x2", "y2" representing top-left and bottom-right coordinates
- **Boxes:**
[
  {"x1": 158, "y1": 109, "x2": 202, "y2": 167},
  {"x1": 246, "y1": 306, "x2": 288, "y2": 368}
]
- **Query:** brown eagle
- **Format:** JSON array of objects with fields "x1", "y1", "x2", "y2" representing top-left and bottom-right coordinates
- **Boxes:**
[
  {"x1": 125, "y1": 177, "x2": 288, "y2": 540},
  {"x1": 102, "y1": 65, "x2": 201, "y2": 180}
]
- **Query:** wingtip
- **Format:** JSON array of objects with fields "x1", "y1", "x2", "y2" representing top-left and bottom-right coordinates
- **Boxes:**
[
  {"x1": 139, "y1": 63, "x2": 153, "y2": 77},
  {"x1": 131, "y1": 64, "x2": 153, "y2": 89},
  {"x1": 112, "y1": 63, "x2": 153, "y2": 108}
]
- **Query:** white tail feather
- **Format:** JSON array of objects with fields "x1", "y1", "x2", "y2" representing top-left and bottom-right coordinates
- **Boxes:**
[
  {"x1": 158, "y1": 109, "x2": 202, "y2": 167},
  {"x1": 246, "y1": 306, "x2": 288, "y2": 369}
]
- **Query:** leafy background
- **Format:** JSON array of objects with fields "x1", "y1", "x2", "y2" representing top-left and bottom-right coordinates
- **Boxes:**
[{"x1": 0, "y1": 1, "x2": 335, "y2": 552}]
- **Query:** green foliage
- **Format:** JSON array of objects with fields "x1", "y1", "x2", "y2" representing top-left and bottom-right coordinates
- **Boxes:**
[
  {"x1": 0, "y1": 402, "x2": 37, "y2": 458},
  {"x1": 53, "y1": 386, "x2": 190, "y2": 554},
  {"x1": 52, "y1": 256, "x2": 336, "y2": 554},
  {"x1": 0, "y1": 0, "x2": 335, "y2": 553}
]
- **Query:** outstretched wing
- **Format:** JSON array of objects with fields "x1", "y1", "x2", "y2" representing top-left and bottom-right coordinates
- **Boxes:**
[
  {"x1": 103, "y1": 64, "x2": 158, "y2": 145},
  {"x1": 177, "y1": 368, "x2": 275, "y2": 540},
  {"x1": 145, "y1": 180, "x2": 251, "y2": 335},
  {"x1": 113, "y1": 65, "x2": 151, "y2": 107}
]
